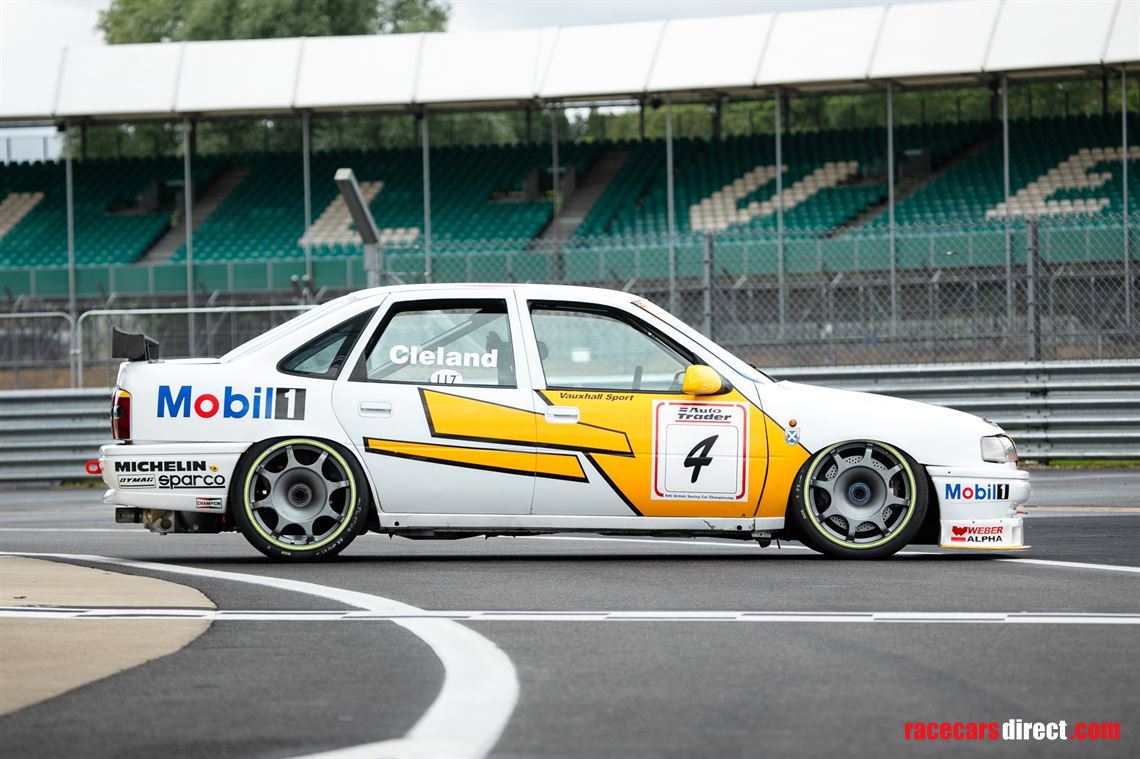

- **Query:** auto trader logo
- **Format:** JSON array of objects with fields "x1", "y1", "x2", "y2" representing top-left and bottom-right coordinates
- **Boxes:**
[{"x1": 157, "y1": 385, "x2": 306, "y2": 421}]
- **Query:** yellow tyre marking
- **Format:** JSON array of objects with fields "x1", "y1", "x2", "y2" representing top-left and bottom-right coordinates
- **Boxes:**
[
  {"x1": 243, "y1": 439, "x2": 357, "y2": 551},
  {"x1": 802, "y1": 441, "x2": 917, "y2": 550}
]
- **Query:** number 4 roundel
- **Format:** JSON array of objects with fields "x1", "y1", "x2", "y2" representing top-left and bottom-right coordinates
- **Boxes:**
[{"x1": 652, "y1": 401, "x2": 749, "y2": 502}]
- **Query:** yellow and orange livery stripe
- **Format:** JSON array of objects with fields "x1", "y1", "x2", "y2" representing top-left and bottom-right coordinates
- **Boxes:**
[{"x1": 364, "y1": 437, "x2": 587, "y2": 483}]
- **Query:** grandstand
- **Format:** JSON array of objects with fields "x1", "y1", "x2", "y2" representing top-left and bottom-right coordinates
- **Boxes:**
[
  {"x1": 1, "y1": 113, "x2": 1136, "y2": 287},
  {"x1": 0, "y1": 0, "x2": 1136, "y2": 377}
]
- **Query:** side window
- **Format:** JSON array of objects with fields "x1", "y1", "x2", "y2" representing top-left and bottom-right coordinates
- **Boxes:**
[
  {"x1": 354, "y1": 299, "x2": 516, "y2": 387},
  {"x1": 529, "y1": 304, "x2": 692, "y2": 392},
  {"x1": 278, "y1": 309, "x2": 374, "y2": 380}
]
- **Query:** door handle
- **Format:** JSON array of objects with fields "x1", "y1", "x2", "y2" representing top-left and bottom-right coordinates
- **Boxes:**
[
  {"x1": 359, "y1": 401, "x2": 393, "y2": 418},
  {"x1": 544, "y1": 406, "x2": 579, "y2": 424}
]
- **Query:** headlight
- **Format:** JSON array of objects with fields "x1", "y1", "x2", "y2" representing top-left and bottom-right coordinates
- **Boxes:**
[{"x1": 980, "y1": 434, "x2": 1017, "y2": 463}]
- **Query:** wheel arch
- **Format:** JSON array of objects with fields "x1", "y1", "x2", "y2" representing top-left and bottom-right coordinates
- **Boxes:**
[
  {"x1": 782, "y1": 437, "x2": 931, "y2": 556},
  {"x1": 228, "y1": 435, "x2": 379, "y2": 533}
]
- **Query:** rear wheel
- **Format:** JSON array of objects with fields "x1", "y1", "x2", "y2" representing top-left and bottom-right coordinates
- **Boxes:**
[
  {"x1": 232, "y1": 438, "x2": 367, "y2": 561},
  {"x1": 789, "y1": 440, "x2": 927, "y2": 559}
]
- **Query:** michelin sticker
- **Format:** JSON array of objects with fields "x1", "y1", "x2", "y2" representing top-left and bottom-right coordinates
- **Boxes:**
[{"x1": 651, "y1": 401, "x2": 748, "y2": 501}]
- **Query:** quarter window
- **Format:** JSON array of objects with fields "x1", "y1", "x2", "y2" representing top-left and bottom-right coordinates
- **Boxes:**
[
  {"x1": 354, "y1": 299, "x2": 515, "y2": 387},
  {"x1": 278, "y1": 309, "x2": 374, "y2": 380},
  {"x1": 529, "y1": 304, "x2": 692, "y2": 391}
]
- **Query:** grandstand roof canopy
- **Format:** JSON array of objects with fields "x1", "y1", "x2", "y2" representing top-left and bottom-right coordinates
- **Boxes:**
[{"x1": 1, "y1": 0, "x2": 1137, "y2": 123}]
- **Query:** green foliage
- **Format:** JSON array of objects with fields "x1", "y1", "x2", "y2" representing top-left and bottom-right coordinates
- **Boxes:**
[
  {"x1": 377, "y1": 0, "x2": 449, "y2": 34},
  {"x1": 97, "y1": 0, "x2": 424, "y2": 42}
]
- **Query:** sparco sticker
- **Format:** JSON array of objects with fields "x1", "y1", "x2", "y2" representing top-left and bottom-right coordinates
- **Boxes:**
[
  {"x1": 651, "y1": 401, "x2": 748, "y2": 502},
  {"x1": 157, "y1": 386, "x2": 306, "y2": 421}
]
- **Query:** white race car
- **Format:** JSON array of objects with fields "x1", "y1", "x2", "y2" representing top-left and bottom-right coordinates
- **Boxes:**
[{"x1": 99, "y1": 284, "x2": 1029, "y2": 560}]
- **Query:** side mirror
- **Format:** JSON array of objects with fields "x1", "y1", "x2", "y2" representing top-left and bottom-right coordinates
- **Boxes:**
[{"x1": 682, "y1": 364, "x2": 728, "y2": 396}]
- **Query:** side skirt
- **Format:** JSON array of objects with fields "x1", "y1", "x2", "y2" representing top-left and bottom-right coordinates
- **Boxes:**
[{"x1": 374, "y1": 513, "x2": 783, "y2": 539}]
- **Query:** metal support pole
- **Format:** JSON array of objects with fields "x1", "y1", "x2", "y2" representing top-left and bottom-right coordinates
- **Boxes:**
[
  {"x1": 336, "y1": 168, "x2": 382, "y2": 287},
  {"x1": 702, "y1": 232, "x2": 714, "y2": 338},
  {"x1": 1002, "y1": 75, "x2": 1013, "y2": 332},
  {"x1": 775, "y1": 88, "x2": 786, "y2": 339},
  {"x1": 302, "y1": 111, "x2": 313, "y2": 284},
  {"x1": 551, "y1": 107, "x2": 560, "y2": 239},
  {"x1": 421, "y1": 112, "x2": 432, "y2": 283},
  {"x1": 1027, "y1": 217, "x2": 1040, "y2": 360},
  {"x1": 887, "y1": 82, "x2": 898, "y2": 331},
  {"x1": 1124, "y1": 67, "x2": 1132, "y2": 330},
  {"x1": 65, "y1": 122, "x2": 77, "y2": 386},
  {"x1": 666, "y1": 95, "x2": 677, "y2": 314},
  {"x1": 182, "y1": 118, "x2": 195, "y2": 355}
]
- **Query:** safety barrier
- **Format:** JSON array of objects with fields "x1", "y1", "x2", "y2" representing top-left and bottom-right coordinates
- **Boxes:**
[{"x1": 0, "y1": 360, "x2": 1135, "y2": 483}]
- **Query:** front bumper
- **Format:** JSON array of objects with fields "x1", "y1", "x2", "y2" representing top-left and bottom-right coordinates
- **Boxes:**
[{"x1": 927, "y1": 465, "x2": 1030, "y2": 550}]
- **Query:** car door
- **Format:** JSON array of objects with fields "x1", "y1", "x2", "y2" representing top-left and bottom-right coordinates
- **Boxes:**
[
  {"x1": 332, "y1": 292, "x2": 537, "y2": 515},
  {"x1": 520, "y1": 298, "x2": 771, "y2": 520}
]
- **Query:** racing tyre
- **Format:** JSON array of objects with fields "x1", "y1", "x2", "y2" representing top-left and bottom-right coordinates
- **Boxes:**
[
  {"x1": 232, "y1": 438, "x2": 368, "y2": 561},
  {"x1": 789, "y1": 440, "x2": 927, "y2": 559}
]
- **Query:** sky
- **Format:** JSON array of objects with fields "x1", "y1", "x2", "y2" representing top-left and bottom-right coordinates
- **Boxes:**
[{"x1": 0, "y1": 0, "x2": 939, "y2": 49}]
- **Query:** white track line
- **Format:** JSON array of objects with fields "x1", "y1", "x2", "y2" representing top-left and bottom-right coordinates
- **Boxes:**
[
  {"x1": 999, "y1": 557, "x2": 1140, "y2": 575},
  {"x1": 4, "y1": 532, "x2": 1138, "y2": 575},
  {"x1": 3, "y1": 606, "x2": 1138, "y2": 626},
  {"x1": 0, "y1": 551, "x2": 517, "y2": 759},
  {"x1": 523, "y1": 536, "x2": 1140, "y2": 573}
]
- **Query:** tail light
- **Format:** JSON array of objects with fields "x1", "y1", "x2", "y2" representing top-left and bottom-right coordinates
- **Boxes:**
[{"x1": 112, "y1": 388, "x2": 132, "y2": 441}]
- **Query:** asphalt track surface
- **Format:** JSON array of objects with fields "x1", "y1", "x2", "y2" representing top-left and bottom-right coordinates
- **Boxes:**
[{"x1": 1, "y1": 472, "x2": 1138, "y2": 758}]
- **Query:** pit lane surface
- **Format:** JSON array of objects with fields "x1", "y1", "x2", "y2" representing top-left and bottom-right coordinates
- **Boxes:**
[{"x1": 1, "y1": 481, "x2": 1138, "y2": 758}]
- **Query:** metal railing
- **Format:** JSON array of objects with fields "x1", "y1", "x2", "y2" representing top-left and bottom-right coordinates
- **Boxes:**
[
  {"x1": 1, "y1": 360, "x2": 1134, "y2": 483},
  {"x1": 1, "y1": 214, "x2": 1137, "y2": 380}
]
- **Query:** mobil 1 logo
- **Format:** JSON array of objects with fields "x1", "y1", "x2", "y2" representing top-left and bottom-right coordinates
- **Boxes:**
[
  {"x1": 651, "y1": 401, "x2": 749, "y2": 502},
  {"x1": 157, "y1": 385, "x2": 306, "y2": 421}
]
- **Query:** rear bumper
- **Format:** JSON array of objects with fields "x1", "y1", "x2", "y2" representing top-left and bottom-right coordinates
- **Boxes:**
[
  {"x1": 927, "y1": 465, "x2": 1030, "y2": 550},
  {"x1": 100, "y1": 442, "x2": 246, "y2": 513}
]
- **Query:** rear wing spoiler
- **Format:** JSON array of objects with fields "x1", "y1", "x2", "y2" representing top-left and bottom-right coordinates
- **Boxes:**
[{"x1": 112, "y1": 327, "x2": 160, "y2": 362}]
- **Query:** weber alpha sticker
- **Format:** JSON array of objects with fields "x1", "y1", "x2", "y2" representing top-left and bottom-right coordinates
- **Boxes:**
[{"x1": 651, "y1": 401, "x2": 748, "y2": 501}]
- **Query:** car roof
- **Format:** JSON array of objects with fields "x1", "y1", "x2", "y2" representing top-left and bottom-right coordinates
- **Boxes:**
[{"x1": 350, "y1": 282, "x2": 641, "y2": 304}]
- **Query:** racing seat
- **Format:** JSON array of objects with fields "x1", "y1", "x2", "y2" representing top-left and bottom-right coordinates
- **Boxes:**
[{"x1": 485, "y1": 330, "x2": 516, "y2": 385}]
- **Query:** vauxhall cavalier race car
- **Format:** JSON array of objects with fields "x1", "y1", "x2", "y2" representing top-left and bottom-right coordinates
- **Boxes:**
[{"x1": 98, "y1": 284, "x2": 1029, "y2": 560}]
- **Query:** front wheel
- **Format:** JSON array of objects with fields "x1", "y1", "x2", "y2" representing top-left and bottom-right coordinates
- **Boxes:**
[
  {"x1": 789, "y1": 440, "x2": 927, "y2": 559},
  {"x1": 231, "y1": 438, "x2": 368, "y2": 561}
]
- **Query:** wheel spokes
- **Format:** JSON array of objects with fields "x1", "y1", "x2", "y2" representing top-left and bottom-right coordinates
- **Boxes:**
[
  {"x1": 807, "y1": 442, "x2": 911, "y2": 545},
  {"x1": 249, "y1": 444, "x2": 350, "y2": 545}
]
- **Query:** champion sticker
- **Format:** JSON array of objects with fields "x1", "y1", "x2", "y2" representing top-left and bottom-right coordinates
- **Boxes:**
[{"x1": 651, "y1": 401, "x2": 748, "y2": 502}]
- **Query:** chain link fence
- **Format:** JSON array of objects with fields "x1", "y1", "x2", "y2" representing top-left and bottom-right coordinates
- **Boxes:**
[{"x1": 1, "y1": 213, "x2": 1136, "y2": 388}]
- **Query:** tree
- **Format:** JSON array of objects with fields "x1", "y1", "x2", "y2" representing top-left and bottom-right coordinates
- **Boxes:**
[
  {"x1": 97, "y1": 0, "x2": 448, "y2": 43},
  {"x1": 377, "y1": 0, "x2": 449, "y2": 34}
]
